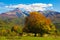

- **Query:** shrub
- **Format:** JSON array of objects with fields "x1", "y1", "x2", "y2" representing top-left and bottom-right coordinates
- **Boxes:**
[{"x1": 11, "y1": 25, "x2": 23, "y2": 36}]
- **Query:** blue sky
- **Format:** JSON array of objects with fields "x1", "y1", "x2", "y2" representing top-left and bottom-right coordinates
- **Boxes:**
[{"x1": 0, "y1": 0, "x2": 60, "y2": 13}]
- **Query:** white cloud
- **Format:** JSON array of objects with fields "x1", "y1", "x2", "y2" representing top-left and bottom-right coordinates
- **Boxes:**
[
  {"x1": 5, "y1": 3, "x2": 53, "y2": 12},
  {"x1": 48, "y1": 4, "x2": 53, "y2": 6}
]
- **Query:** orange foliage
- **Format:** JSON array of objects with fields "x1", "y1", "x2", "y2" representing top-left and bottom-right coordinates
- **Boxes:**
[
  {"x1": 26, "y1": 11, "x2": 52, "y2": 27},
  {"x1": 45, "y1": 18, "x2": 51, "y2": 25},
  {"x1": 24, "y1": 12, "x2": 56, "y2": 36},
  {"x1": 13, "y1": 25, "x2": 18, "y2": 30},
  {"x1": 28, "y1": 12, "x2": 46, "y2": 26}
]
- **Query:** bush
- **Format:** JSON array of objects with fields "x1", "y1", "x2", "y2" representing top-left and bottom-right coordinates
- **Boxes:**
[
  {"x1": 0, "y1": 29, "x2": 9, "y2": 36},
  {"x1": 11, "y1": 25, "x2": 23, "y2": 36}
]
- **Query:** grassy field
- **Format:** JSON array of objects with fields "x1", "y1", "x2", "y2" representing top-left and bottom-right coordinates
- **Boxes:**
[{"x1": 0, "y1": 36, "x2": 60, "y2": 40}]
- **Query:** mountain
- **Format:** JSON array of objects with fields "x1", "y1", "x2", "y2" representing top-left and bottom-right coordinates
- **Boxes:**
[
  {"x1": 0, "y1": 8, "x2": 28, "y2": 18},
  {"x1": 0, "y1": 8, "x2": 60, "y2": 24},
  {"x1": 0, "y1": 8, "x2": 28, "y2": 26},
  {"x1": 43, "y1": 10, "x2": 60, "y2": 23}
]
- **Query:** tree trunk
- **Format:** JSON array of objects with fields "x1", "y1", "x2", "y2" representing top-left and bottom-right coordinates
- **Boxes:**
[
  {"x1": 34, "y1": 33, "x2": 36, "y2": 37},
  {"x1": 40, "y1": 33, "x2": 43, "y2": 37}
]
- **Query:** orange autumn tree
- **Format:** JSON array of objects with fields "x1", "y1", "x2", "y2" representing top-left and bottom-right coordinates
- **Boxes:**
[
  {"x1": 23, "y1": 12, "x2": 56, "y2": 37},
  {"x1": 11, "y1": 25, "x2": 23, "y2": 36}
]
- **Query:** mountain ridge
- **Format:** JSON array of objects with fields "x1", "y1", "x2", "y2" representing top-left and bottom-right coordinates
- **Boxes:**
[{"x1": 0, "y1": 8, "x2": 60, "y2": 24}]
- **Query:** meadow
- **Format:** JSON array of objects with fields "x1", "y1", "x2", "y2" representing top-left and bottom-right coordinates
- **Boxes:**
[{"x1": 0, "y1": 36, "x2": 60, "y2": 40}]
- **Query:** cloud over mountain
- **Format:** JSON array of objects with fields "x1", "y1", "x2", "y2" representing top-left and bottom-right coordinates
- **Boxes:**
[
  {"x1": 5, "y1": 3, "x2": 53, "y2": 11},
  {"x1": 0, "y1": 3, "x2": 53, "y2": 13}
]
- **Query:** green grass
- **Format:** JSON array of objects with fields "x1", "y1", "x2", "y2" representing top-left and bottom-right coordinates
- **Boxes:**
[
  {"x1": 0, "y1": 36, "x2": 60, "y2": 40},
  {"x1": 0, "y1": 36, "x2": 21, "y2": 40},
  {"x1": 21, "y1": 36, "x2": 60, "y2": 40}
]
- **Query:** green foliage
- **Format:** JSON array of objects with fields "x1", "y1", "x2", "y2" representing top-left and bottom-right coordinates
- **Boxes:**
[
  {"x1": 0, "y1": 29, "x2": 9, "y2": 36},
  {"x1": 0, "y1": 17, "x2": 23, "y2": 36}
]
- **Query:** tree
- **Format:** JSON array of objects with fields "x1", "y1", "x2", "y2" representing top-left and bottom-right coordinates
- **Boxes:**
[
  {"x1": 11, "y1": 25, "x2": 23, "y2": 36},
  {"x1": 23, "y1": 12, "x2": 56, "y2": 37}
]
